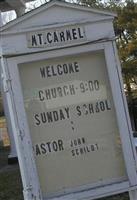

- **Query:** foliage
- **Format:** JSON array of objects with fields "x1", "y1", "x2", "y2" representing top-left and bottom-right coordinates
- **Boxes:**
[{"x1": 78, "y1": 0, "x2": 137, "y2": 102}]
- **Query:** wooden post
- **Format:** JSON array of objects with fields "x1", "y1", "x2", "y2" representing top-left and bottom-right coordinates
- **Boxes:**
[
  {"x1": 129, "y1": 190, "x2": 137, "y2": 200},
  {"x1": 0, "y1": 10, "x2": 17, "y2": 163}
]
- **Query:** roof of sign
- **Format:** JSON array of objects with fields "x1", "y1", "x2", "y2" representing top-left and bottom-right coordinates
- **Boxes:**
[{"x1": 0, "y1": 0, "x2": 117, "y2": 32}]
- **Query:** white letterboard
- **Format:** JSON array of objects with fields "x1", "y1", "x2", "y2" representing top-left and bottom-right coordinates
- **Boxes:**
[{"x1": 18, "y1": 51, "x2": 127, "y2": 197}]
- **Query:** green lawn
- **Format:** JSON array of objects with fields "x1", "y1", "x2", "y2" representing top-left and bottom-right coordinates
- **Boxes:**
[
  {"x1": 0, "y1": 147, "x2": 23, "y2": 200},
  {"x1": 0, "y1": 147, "x2": 129, "y2": 200},
  {"x1": 0, "y1": 170, "x2": 23, "y2": 200}
]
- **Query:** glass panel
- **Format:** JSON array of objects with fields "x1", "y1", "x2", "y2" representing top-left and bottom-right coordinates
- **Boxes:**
[{"x1": 18, "y1": 51, "x2": 127, "y2": 197}]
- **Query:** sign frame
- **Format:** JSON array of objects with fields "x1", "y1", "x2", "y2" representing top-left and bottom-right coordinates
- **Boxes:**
[{"x1": 2, "y1": 41, "x2": 137, "y2": 200}]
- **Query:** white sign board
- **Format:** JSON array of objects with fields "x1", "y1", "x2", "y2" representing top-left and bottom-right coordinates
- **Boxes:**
[
  {"x1": 18, "y1": 51, "x2": 127, "y2": 197},
  {"x1": 1, "y1": 1, "x2": 137, "y2": 200},
  {"x1": 27, "y1": 26, "x2": 86, "y2": 48}
]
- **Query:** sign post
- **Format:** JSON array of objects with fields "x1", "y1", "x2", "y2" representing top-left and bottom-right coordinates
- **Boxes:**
[{"x1": 1, "y1": 1, "x2": 137, "y2": 200}]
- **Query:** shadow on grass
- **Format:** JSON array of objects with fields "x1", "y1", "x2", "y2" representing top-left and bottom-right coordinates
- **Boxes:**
[
  {"x1": 0, "y1": 146, "x2": 10, "y2": 170},
  {"x1": 0, "y1": 146, "x2": 23, "y2": 200},
  {"x1": 0, "y1": 169, "x2": 23, "y2": 200}
]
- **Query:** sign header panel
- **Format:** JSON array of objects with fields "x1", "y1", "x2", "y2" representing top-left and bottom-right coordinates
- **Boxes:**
[
  {"x1": 27, "y1": 26, "x2": 86, "y2": 48},
  {"x1": 18, "y1": 51, "x2": 127, "y2": 197}
]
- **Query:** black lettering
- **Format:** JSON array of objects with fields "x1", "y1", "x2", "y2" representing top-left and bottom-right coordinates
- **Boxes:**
[
  {"x1": 71, "y1": 150, "x2": 75, "y2": 156},
  {"x1": 45, "y1": 89, "x2": 51, "y2": 100},
  {"x1": 31, "y1": 35, "x2": 37, "y2": 46},
  {"x1": 63, "y1": 85, "x2": 68, "y2": 96},
  {"x1": 46, "y1": 66, "x2": 51, "y2": 77},
  {"x1": 82, "y1": 137, "x2": 86, "y2": 144},
  {"x1": 66, "y1": 30, "x2": 72, "y2": 41},
  {"x1": 47, "y1": 32, "x2": 52, "y2": 43},
  {"x1": 78, "y1": 27, "x2": 84, "y2": 38},
  {"x1": 74, "y1": 139, "x2": 77, "y2": 146},
  {"x1": 89, "y1": 103, "x2": 94, "y2": 114},
  {"x1": 58, "y1": 140, "x2": 64, "y2": 151},
  {"x1": 52, "y1": 141, "x2": 58, "y2": 151},
  {"x1": 83, "y1": 147, "x2": 87, "y2": 153},
  {"x1": 80, "y1": 148, "x2": 84, "y2": 154},
  {"x1": 51, "y1": 88, "x2": 57, "y2": 98},
  {"x1": 83, "y1": 104, "x2": 88, "y2": 115},
  {"x1": 70, "y1": 140, "x2": 73, "y2": 147},
  {"x1": 41, "y1": 113, "x2": 47, "y2": 123},
  {"x1": 37, "y1": 33, "x2": 43, "y2": 45},
  {"x1": 88, "y1": 81, "x2": 94, "y2": 91},
  {"x1": 53, "y1": 111, "x2": 59, "y2": 121},
  {"x1": 38, "y1": 90, "x2": 45, "y2": 101},
  {"x1": 34, "y1": 114, "x2": 41, "y2": 126},
  {"x1": 105, "y1": 100, "x2": 111, "y2": 110},
  {"x1": 59, "y1": 109, "x2": 65, "y2": 120},
  {"x1": 53, "y1": 32, "x2": 59, "y2": 42},
  {"x1": 95, "y1": 102, "x2": 100, "y2": 113},
  {"x1": 100, "y1": 101, "x2": 105, "y2": 111},
  {"x1": 63, "y1": 64, "x2": 68, "y2": 74},
  {"x1": 57, "y1": 65, "x2": 63, "y2": 75},
  {"x1": 35, "y1": 144, "x2": 41, "y2": 155},
  {"x1": 41, "y1": 143, "x2": 47, "y2": 154},
  {"x1": 72, "y1": 28, "x2": 77, "y2": 40},
  {"x1": 51, "y1": 65, "x2": 57, "y2": 76},
  {"x1": 75, "y1": 149, "x2": 79, "y2": 155},
  {"x1": 46, "y1": 112, "x2": 53, "y2": 123},
  {"x1": 46, "y1": 142, "x2": 52, "y2": 152},
  {"x1": 76, "y1": 106, "x2": 81, "y2": 116},
  {"x1": 94, "y1": 80, "x2": 99, "y2": 90},
  {"x1": 86, "y1": 146, "x2": 90, "y2": 152},
  {"x1": 64, "y1": 107, "x2": 70, "y2": 119},
  {"x1": 68, "y1": 63, "x2": 74, "y2": 73},
  {"x1": 78, "y1": 138, "x2": 82, "y2": 145},
  {"x1": 91, "y1": 145, "x2": 95, "y2": 151},
  {"x1": 69, "y1": 85, "x2": 75, "y2": 95},
  {"x1": 60, "y1": 32, "x2": 65, "y2": 41},
  {"x1": 40, "y1": 67, "x2": 46, "y2": 78},
  {"x1": 95, "y1": 143, "x2": 99, "y2": 150},
  {"x1": 57, "y1": 87, "x2": 63, "y2": 97},
  {"x1": 74, "y1": 62, "x2": 79, "y2": 72}
]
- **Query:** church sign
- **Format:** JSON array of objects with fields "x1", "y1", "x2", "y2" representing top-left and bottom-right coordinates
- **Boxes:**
[
  {"x1": 27, "y1": 26, "x2": 86, "y2": 48},
  {"x1": 1, "y1": 1, "x2": 137, "y2": 200},
  {"x1": 18, "y1": 50, "x2": 127, "y2": 197}
]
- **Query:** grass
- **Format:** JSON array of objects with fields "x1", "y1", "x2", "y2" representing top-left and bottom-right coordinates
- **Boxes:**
[
  {"x1": 0, "y1": 146, "x2": 129, "y2": 200},
  {"x1": 0, "y1": 146, "x2": 23, "y2": 200},
  {"x1": 0, "y1": 170, "x2": 23, "y2": 200}
]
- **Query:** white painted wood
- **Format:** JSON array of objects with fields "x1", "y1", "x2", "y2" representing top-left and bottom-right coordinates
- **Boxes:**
[
  {"x1": 1, "y1": 1, "x2": 137, "y2": 200},
  {"x1": 0, "y1": 1, "x2": 115, "y2": 56},
  {"x1": 0, "y1": 11, "x2": 3, "y2": 27},
  {"x1": 0, "y1": 57, "x2": 43, "y2": 200},
  {"x1": 0, "y1": 20, "x2": 114, "y2": 56},
  {"x1": 112, "y1": 41, "x2": 137, "y2": 168},
  {"x1": 6, "y1": 41, "x2": 137, "y2": 200},
  {"x1": 104, "y1": 42, "x2": 137, "y2": 185},
  {"x1": 129, "y1": 190, "x2": 137, "y2": 200}
]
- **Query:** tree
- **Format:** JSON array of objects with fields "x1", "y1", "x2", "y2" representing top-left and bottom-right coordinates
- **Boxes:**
[
  {"x1": 78, "y1": 0, "x2": 137, "y2": 128},
  {"x1": 79, "y1": 0, "x2": 137, "y2": 98}
]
